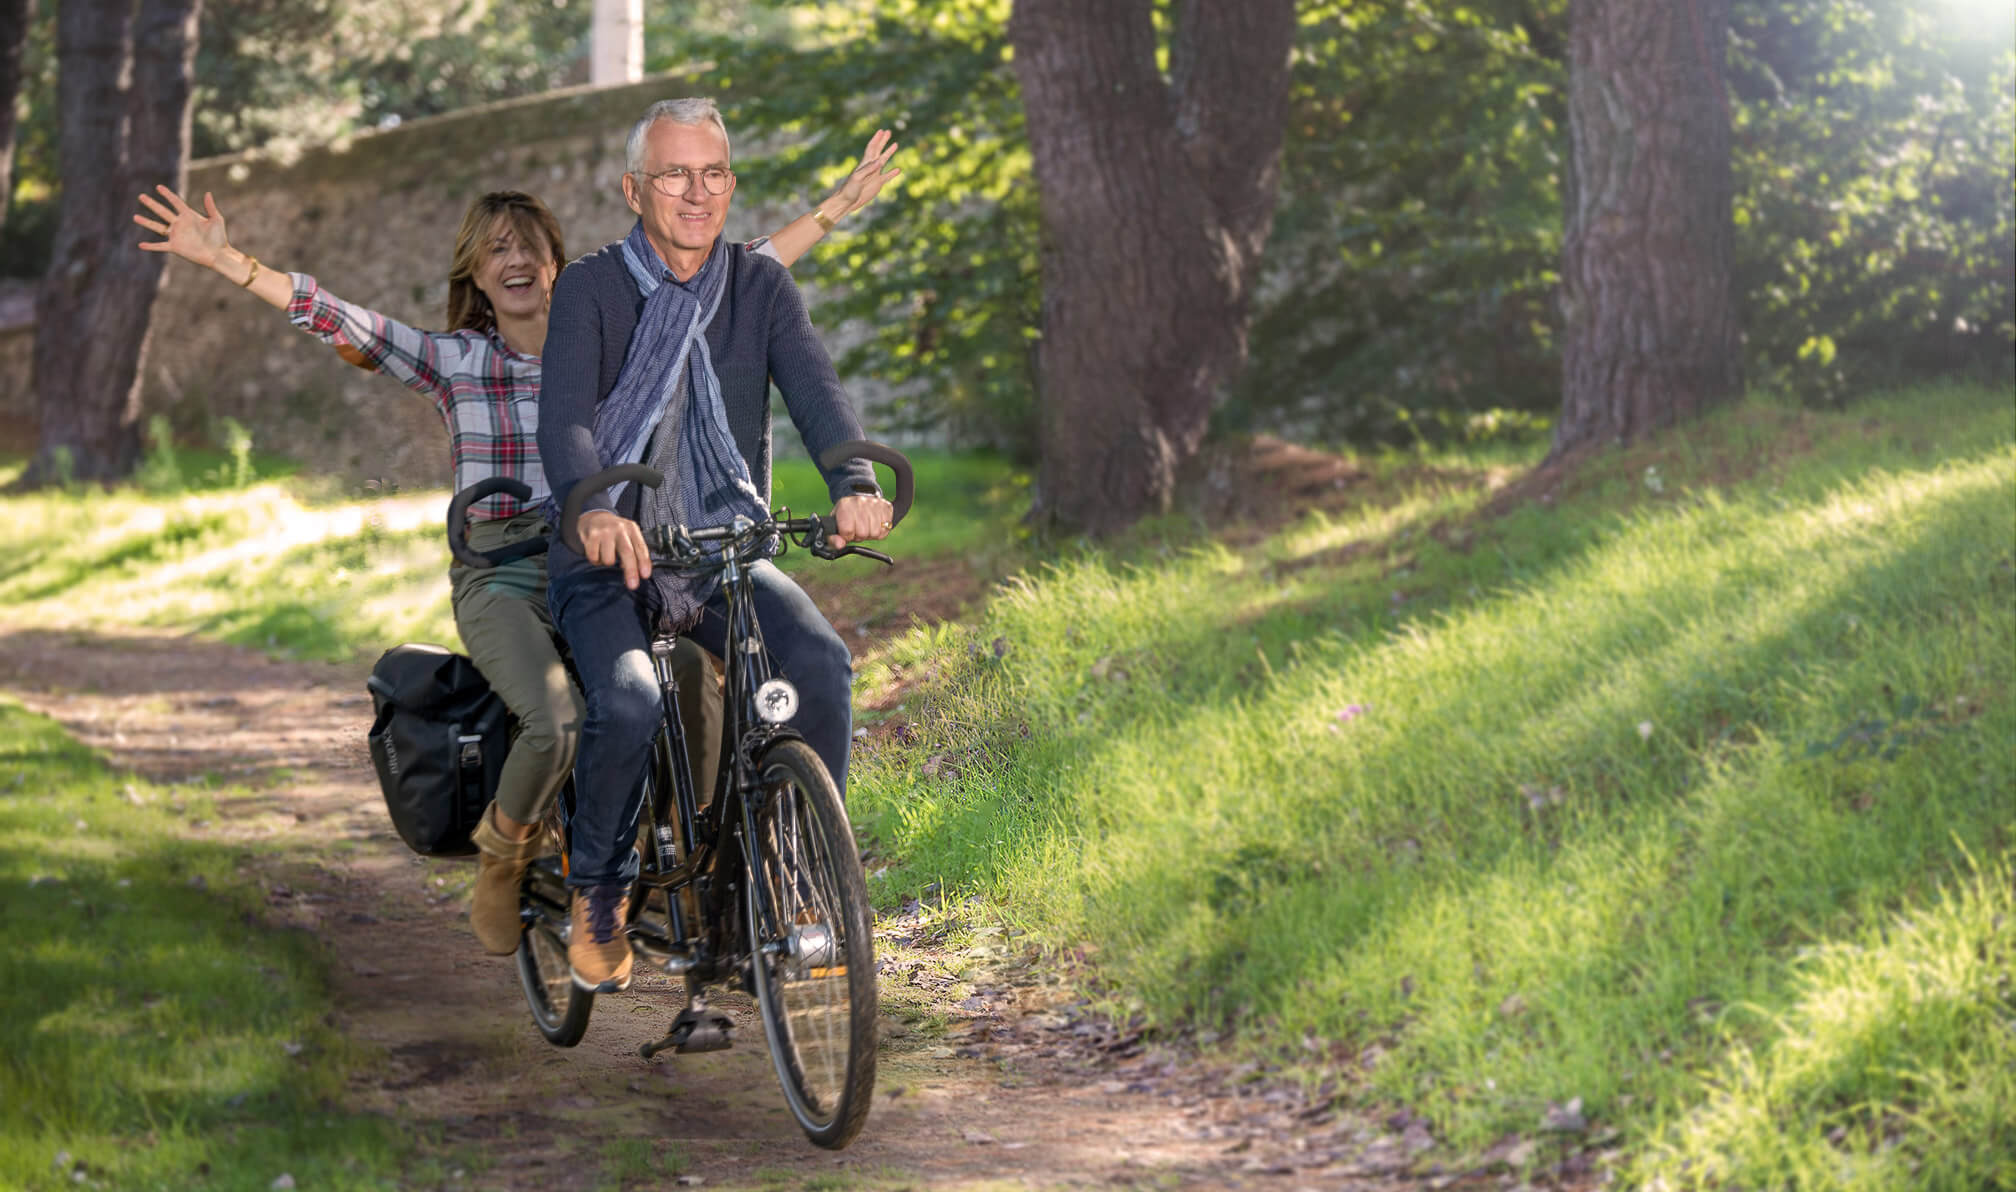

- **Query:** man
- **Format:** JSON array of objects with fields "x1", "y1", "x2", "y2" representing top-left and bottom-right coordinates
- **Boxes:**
[{"x1": 538, "y1": 97, "x2": 894, "y2": 992}]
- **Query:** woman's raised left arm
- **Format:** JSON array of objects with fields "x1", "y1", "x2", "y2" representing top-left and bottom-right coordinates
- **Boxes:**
[{"x1": 759, "y1": 128, "x2": 903, "y2": 268}]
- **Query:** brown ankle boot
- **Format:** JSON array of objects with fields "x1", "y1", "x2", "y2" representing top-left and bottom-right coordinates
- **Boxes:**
[
  {"x1": 568, "y1": 884, "x2": 634, "y2": 992},
  {"x1": 469, "y1": 805, "x2": 545, "y2": 955}
]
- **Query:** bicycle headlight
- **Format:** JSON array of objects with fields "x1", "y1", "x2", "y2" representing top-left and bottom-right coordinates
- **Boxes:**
[{"x1": 754, "y1": 678, "x2": 799, "y2": 724}]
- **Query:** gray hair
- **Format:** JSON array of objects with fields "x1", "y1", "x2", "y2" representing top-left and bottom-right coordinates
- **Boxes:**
[{"x1": 624, "y1": 98, "x2": 732, "y2": 173}]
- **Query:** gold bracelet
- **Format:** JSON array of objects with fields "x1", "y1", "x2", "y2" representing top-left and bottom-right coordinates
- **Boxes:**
[
  {"x1": 239, "y1": 255, "x2": 261, "y2": 288},
  {"x1": 810, "y1": 208, "x2": 836, "y2": 233}
]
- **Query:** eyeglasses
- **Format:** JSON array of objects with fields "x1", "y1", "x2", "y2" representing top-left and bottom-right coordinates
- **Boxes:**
[{"x1": 638, "y1": 166, "x2": 734, "y2": 198}]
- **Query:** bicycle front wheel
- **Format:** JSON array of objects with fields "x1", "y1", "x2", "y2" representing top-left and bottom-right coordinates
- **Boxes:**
[{"x1": 743, "y1": 739, "x2": 877, "y2": 1149}]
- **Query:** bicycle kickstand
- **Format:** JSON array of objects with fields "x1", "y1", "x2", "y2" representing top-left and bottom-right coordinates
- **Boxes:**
[{"x1": 639, "y1": 997, "x2": 736, "y2": 1058}]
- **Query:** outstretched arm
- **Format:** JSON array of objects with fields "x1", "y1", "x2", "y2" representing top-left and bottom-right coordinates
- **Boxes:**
[
  {"x1": 134, "y1": 184, "x2": 463, "y2": 403},
  {"x1": 759, "y1": 128, "x2": 903, "y2": 268},
  {"x1": 134, "y1": 185, "x2": 295, "y2": 309}
]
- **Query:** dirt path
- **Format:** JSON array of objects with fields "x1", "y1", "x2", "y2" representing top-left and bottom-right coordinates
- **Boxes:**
[{"x1": 2, "y1": 626, "x2": 1493, "y2": 1192}]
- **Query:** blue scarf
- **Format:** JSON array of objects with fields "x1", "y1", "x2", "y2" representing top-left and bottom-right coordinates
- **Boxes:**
[{"x1": 563, "y1": 223, "x2": 769, "y2": 625}]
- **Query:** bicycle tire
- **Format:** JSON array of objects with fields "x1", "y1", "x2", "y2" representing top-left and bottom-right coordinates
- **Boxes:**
[
  {"x1": 516, "y1": 917, "x2": 593, "y2": 1046},
  {"x1": 515, "y1": 801, "x2": 592, "y2": 1047},
  {"x1": 743, "y1": 739, "x2": 877, "y2": 1149}
]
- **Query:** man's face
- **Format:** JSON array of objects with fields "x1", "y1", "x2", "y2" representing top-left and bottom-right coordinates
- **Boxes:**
[{"x1": 624, "y1": 118, "x2": 736, "y2": 265}]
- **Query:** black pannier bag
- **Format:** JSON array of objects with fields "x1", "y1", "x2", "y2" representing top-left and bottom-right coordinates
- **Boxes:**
[{"x1": 365, "y1": 643, "x2": 511, "y2": 856}]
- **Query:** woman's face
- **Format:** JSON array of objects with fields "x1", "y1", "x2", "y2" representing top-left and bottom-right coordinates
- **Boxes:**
[{"x1": 472, "y1": 217, "x2": 557, "y2": 324}]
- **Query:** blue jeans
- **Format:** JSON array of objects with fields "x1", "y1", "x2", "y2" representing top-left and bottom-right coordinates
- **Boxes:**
[{"x1": 548, "y1": 561, "x2": 855, "y2": 889}]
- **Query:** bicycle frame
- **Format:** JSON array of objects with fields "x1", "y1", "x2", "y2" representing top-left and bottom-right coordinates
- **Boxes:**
[
  {"x1": 627, "y1": 518, "x2": 818, "y2": 989},
  {"x1": 478, "y1": 437, "x2": 910, "y2": 1145}
]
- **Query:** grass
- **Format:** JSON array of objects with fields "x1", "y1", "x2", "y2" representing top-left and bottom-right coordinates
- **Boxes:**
[
  {"x1": 0, "y1": 698, "x2": 422, "y2": 1191},
  {"x1": 3, "y1": 384, "x2": 2009, "y2": 1187},
  {"x1": 0, "y1": 447, "x2": 1024, "y2": 662},
  {"x1": 844, "y1": 382, "x2": 2016, "y2": 1187}
]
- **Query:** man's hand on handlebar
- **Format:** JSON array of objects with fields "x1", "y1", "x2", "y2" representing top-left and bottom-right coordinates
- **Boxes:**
[
  {"x1": 829, "y1": 493, "x2": 895, "y2": 552},
  {"x1": 578, "y1": 510, "x2": 653, "y2": 590}
]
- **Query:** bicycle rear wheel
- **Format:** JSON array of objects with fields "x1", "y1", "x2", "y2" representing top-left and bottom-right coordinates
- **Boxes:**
[
  {"x1": 516, "y1": 910, "x2": 592, "y2": 1046},
  {"x1": 743, "y1": 739, "x2": 877, "y2": 1149},
  {"x1": 516, "y1": 801, "x2": 592, "y2": 1047}
]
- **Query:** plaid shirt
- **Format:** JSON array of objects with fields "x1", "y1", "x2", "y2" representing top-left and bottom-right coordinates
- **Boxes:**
[{"x1": 287, "y1": 273, "x2": 546, "y2": 521}]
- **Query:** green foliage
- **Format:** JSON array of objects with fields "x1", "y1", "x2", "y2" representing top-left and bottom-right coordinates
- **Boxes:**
[
  {"x1": 675, "y1": 0, "x2": 1041, "y2": 453},
  {"x1": 847, "y1": 382, "x2": 2015, "y2": 1168},
  {"x1": 216, "y1": 416, "x2": 256, "y2": 489},
  {"x1": 1729, "y1": 1, "x2": 2016, "y2": 403},
  {"x1": 1, "y1": 0, "x2": 591, "y2": 277},
  {"x1": 0, "y1": 700, "x2": 420, "y2": 1190},
  {"x1": 6, "y1": 0, "x2": 2008, "y2": 448},
  {"x1": 134, "y1": 416, "x2": 183, "y2": 494},
  {"x1": 192, "y1": 0, "x2": 590, "y2": 158},
  {"x1": 1230, "y1": 0, "x2": 1568, "y2": 445}
]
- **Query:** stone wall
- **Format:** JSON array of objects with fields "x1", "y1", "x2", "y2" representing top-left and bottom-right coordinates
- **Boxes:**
[{"x1": 0, "y1": 73, "x2": 870, "y2": 488}]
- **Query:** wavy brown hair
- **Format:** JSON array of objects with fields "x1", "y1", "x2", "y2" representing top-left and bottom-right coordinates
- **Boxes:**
[{"x1": 444, "y1": 191, "x2": 567, "y2": 334}]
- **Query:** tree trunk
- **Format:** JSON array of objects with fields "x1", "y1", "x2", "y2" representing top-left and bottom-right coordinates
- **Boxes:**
[
  {"x1": 1009, "y1": 0, "x2": 1295, "y2": 534},
  {"x1": 0, "y1": 0, "x2": 30, "y2": 231},
  {"x1": 1554, "y1": 0, "x2": 1740, "y2": 457},
  {"x1": 21, "y1": 0, "x2": 203, "y2": 488}
]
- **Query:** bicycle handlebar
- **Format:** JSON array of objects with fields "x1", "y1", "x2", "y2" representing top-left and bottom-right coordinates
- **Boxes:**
[
  {"x1": 445, "y1": 477, "x2": 548, "y2": 569},
  {"x1": 556, "y1": 440, "x2": 916, "y2": 557}
]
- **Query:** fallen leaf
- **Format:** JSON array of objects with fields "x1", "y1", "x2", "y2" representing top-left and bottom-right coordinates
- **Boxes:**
[{"x1": 1541, "y1": 1096, "x2": 1587, "y2": 1133}]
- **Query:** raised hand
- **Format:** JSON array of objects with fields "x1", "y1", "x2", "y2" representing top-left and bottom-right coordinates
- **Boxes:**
[
  {"x1": 827, "y1": 129, "x2": 903, "y2": 218},
  {"x1": 133, "y1": 186, "x2": 232, "y2": 269}
]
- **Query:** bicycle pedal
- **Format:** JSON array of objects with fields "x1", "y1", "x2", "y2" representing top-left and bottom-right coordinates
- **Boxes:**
[{"x1": 648, "y1": 1006, "x2": 735, "y2": 1056}]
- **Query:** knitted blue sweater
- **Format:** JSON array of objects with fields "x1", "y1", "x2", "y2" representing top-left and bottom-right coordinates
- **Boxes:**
[{"x1": 537, "y1": 238, "x2": 875, "y2": 576}]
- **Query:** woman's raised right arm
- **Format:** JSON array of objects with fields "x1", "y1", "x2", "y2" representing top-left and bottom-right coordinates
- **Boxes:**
[
  {"x1": 134, "y1": 186, "x2": 295, "y2": 309},
  {"x1": 133, "y1": 185, "x2": 460, "y2": 403}
]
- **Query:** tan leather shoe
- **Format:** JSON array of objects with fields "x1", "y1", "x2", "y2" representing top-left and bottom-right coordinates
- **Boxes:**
[
  {"x1": 568, "y1": 884, "x2": 634, "y2": 992},
  {"x1": 469, "y1": 804, "x2": 545, "y2": 955}
]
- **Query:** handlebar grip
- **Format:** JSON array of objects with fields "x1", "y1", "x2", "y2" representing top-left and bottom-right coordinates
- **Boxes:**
[
  {"x1": 446, "y1": 477, "x2": 539, "y2": 569},
  {"x1": 818, "y1": 439, "x2": 915, "y2": 528},
  {"x1": 557, "y1": 464, "x2": 664, "y2": 554}
]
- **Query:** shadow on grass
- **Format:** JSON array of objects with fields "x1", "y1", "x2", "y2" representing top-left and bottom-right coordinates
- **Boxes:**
[
  {"x1": 0, "y1": 508, "x2": 242, "y2": 604},
  {"x1": 0, "y1": 701, "x2": 413, "y2": 1189},
  {"x1": 866, "y1": 441, "x2": 2012, "y2": 1146}
]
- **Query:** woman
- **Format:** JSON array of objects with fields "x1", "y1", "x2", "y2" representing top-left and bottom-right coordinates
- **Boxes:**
[{"x1": 131, "y1": 132, "x2": 900, "y2": 956}]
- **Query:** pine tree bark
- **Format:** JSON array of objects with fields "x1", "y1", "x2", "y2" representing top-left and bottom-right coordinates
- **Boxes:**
[
  {"x1": 0, "y1": 0, "x2": 31, "y2": 231},
  {"x1": 1009, "y1": 0, "x2": 1295, "y2": 534},
  {"x1": 1554, "y1": 0, "x2": 1740, "y2": 457},
  {"x1": 21, "y1": 0, "x2": 204, "y2": 488}
]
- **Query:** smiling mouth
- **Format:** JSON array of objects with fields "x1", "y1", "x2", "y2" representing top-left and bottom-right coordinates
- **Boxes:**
[{"x1": 502, "y1": 277, "x2": 534, "y2": 291}]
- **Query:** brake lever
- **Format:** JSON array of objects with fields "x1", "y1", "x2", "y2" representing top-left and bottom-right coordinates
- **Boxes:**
[
  {"x1": 843, "y1": 545, "x2": 895, "y2": 567},
  {"x1": 807, "y1": 535, "x2": 894, "y2": 566}
]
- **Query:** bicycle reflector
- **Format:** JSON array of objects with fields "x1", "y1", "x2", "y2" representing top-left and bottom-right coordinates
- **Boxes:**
[{"x1": 755, "y1": 678, "x2": 799, "y2": 724}]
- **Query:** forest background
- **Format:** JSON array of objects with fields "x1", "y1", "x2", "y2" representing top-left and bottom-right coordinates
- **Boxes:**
[
  {"x1": 0, "y1": 3, "x2": 2011, "y2": 1187},
  {"x1": 2, "y1": 0, "x2": 2009, "y2": 476}
]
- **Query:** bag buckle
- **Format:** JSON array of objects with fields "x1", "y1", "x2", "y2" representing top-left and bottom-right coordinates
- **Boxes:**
[{"x1": 458, "y1": 733, "x2": 484, "y2": 769}]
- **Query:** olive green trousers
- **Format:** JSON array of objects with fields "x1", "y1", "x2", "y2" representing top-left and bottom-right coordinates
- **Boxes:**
[{"x1": 450, "y1": 513, "x2": 720, "y2": 823}]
